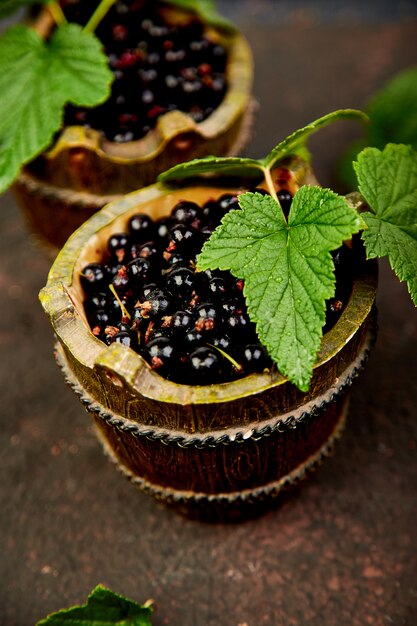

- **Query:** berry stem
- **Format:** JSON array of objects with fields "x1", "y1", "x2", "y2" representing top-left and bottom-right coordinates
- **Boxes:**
[
  {"x1": 46, "y1": 1, "x2": 67, "y2": 26},
  {"x1": 262, "y1": 166, "x2": 279, "y2": 204},
  {"x1": 208, "y1": 344, "x2": 243, "y2": 373},
  {"x1": 108, "y1": 284, "x2": 131, "y2": 321},
  {"x1": 84, "y1": 0, "x2": 119, "y2": 33}
]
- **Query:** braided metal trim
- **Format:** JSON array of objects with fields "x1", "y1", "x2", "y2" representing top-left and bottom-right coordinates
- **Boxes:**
[
  {"x1": 56, "y1": 318, "x2": 376, "y2": 450},
  {"x1": 94, "y1": 405, "x2": 347, "y2": 508}
]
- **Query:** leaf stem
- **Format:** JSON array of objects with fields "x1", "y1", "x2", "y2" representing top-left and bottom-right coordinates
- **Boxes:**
[
  {"x1": 46, "y1": 1, "x2": 67, "y2": 25},
  {"x1": 208, "y1": 344, "x2": 243, "y2": 372},
  {"x1": 262, "y1": 166, "x2": 279, "y2": 203},
  {"x1": 84, "y1": 0, "x2": 119, "y2": 33}
]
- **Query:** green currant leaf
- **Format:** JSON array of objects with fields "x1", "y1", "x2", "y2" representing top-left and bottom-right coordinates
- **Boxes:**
[
  {"x1": 159, "y1": 111, "x2": 369, "y2": 185},
  {"x1": 158, "y1": 155, "x2": 264, "y2": 183},
  {"x1": 0, "y1": 24, "x2": 113, "y2": 192},
  {"x1": 36, "y1": 585, "x2": 153, "y2": 625},
  {"x1": 263, "y1": 109, "x2": 369, "y2": 169},
  {"x1": 354, "y1": 143, "x2": 417, "y2": 306},
  {"x1": 161, "y1": 0, "x2": 235, "y2": 30},
  {"x1": 0, "y1": 0, "x2": 49, "y2": 19},
  {"x1": 197, "y1": 189, "x2": 363, "y2": 391}
]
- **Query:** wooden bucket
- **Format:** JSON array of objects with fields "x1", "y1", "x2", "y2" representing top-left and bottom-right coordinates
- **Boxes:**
[{"x1": 40, "y1": 171, "x2": 377, "y2": 518}]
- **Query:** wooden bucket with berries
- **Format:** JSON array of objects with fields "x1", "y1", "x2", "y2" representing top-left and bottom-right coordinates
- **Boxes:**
[
  {"x1": 12, "y1": 0, "x2": 254, "y2": 252},
  {"x1": 39, "y1": 155, "x2": 377, "y2": 519}
]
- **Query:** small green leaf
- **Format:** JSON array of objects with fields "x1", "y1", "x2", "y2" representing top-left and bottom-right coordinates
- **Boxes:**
[
  {"x1": 197, "y1": 189, "x2": 363, "y2": 390},
  {"x1": 161, "y1": 0, "x2": 235, "y2": 30},
  {"x1": 0, "y1": 0, "x2": 49, "y2": 19},
  {"x1": 0, "y1": 24, "x2": 113, "y2": 192},
  {"x1": 264, "y1": 109, "x2": 369, "y2": 169},
  {"x1": 36, "y1": 584, "x2": 153, "y2": 625},
  {"x1": 354, "y1": 143, "x2": 417, "y2": 306},
  {"x1": 158, "y1": 155, "x2": 264, "y2": 183},
  {"x1": 159, "y1": 111, "x2": 369, "y2": 186}
]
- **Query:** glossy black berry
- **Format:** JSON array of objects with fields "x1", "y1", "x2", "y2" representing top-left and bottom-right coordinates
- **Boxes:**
[
  {"x1": 80, "y1": 264, "x2": 109, "y2": 293},
  {"x1": 139, "y1": 282, "x2": 159, "y2": 301},
  {"x1": 132, "y1": 241, "x2": 162, "y2": 266},
  {"x1": 277, "y1": 189, "x2": 293, "y2": 217},
  {"x1": 126, "y1": 257, "x2": 152, "y2": 285},
  {"x1": 142, "y1": 288, "x2": 173, "y2": 319},
  {"x1": 183, "y1": 328, "x2": 204, "y2": 349},
  {"x1": 195, "y1": 302, "x2": 220, "y2": 333},
  {"x1": 168, "y1": 223, "x2": 202, "y2": 255},
  {"x1": 129, "y1": 214, "x2": 155, "y2": 242},
  {"x1": 171, "y1": 200, "x2": 201, "y2": 224},
  {"x1": 241, "y1": 344, "x2": 270, "y2": 373},
  {"x1": 89, "y1": 309, "x2": 114, "y2": 334},
  {"x1": 212, "y1": 333, "x2": 233, "y2": 353},
  {"x1": 145, "y1": 337, "x2": 177, "y2": 376},
  {"x1": 145, "y1": 325, "x2": 174, "y2": 344},
  {"x1": 323, "y1": 298, "x2": 344, "y2": 333},
  {"x1": 108, "y1": 233, "x2": 131, "y2": 262},
  {"x1": 188, "y1": 347, "x2": 221, "y2": 384},
  {"x1": 225, "y1": 311, "x2": 251, "y2": 336},
  {"x1": 113, "y1": 330, "x2": 138, "y2": 349},
  {"x1": 112, "y1": 268, "x2": 131, "y2": 294},
  {"x1": 170, "y1": 310, "x2": 195, "y2": 335},
  {"x1": 165, "y1": 266, "x2": 196, "y2": 298},
  {"x1": 165, "y1": 251, "x2": 187, "y2": 268},
  {"x1": 155, "y1": 217, "x2": 171, "y2": 243},
  {"x1": 85, "y1": 292, "x2": 108, "y2": 316},
  {"x1": 208, "y1": 277, "x2": 230, "y2": 301},
  {"x1": 201, "y1": 199, "x2": 223, "y2": 224},
  {"x1": 221, "y1": 299, "x2": 242, "y2": 316},
  {"x1": 218, "y1": 193, "x2": 239, "y2": 212}
]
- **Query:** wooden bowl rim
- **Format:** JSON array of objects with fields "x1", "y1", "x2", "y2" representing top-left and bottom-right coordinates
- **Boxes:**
[
  {"x1": 40, "y1": 179, "x2": 378, "y2": 406},
  {"x1": 33, "y1": 6, "x2": 253, "y2": 165}
]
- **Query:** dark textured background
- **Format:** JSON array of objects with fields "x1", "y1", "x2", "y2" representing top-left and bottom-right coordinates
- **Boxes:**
[{"x1": 1, "y1": 2, "x2": 417, "y2": 625}]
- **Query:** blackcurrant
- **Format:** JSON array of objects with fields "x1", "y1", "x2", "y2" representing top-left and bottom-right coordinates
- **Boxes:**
[
  {"x1": 126, "y1": 257, "x2": 152, "y2": 285},
  {"x1": 187, "y1": 347, "x2": 221, "y2": 384},
  {"x1": 277, "y1": 189, "x2": 293, "y2": 217},
  {"x1": 80, "y1": 264, "x2": 109, "y2": 293},
  {"x1": 129, "y1": 214, "x2": 155, "y2": 242}
]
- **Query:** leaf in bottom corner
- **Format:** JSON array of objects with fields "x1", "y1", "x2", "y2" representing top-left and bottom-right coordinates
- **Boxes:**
[{"x1": 36, "y1": 585, "x2": 153, "y2": 626}]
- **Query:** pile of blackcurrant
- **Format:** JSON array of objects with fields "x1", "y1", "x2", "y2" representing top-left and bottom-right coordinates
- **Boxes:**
[
  {"x1": 62, "y1": 0, "x2": 228, "y2": 142},
  {"x1": 80, "y1": 187, "x2": 352, "y2": 386}
]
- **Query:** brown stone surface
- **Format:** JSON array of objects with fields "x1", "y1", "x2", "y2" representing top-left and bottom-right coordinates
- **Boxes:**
[{"x1": 1, "y1": 4, "x2": 417, "y2": 625}]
